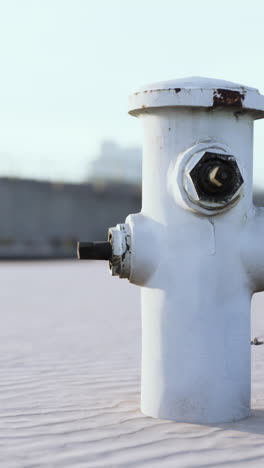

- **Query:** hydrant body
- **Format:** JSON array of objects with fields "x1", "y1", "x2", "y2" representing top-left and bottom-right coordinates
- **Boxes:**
[
  {"x1": 128, "y1": 109, "x2": 252, "y2": 424},
  {"x1": 79, "y1": 77, "x2": 264, "y2": 424}
]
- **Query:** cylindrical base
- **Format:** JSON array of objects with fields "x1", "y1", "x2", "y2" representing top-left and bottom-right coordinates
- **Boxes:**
[
  {"x1": 140, "y1": 403, "x2": 250, "y2": 424},
  {"x1": 140, "y1": 274, "x2": 251, "y2": 424}
]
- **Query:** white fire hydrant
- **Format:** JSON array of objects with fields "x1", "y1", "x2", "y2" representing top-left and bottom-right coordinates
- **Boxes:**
[{"x1": 78, "y1": 76, "x2": 264, "y2": 424}]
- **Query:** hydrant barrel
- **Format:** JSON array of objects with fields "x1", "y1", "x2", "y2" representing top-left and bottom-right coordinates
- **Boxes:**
[{"x1": 125, "y1": 77, "x2": 264, "y2": 423}]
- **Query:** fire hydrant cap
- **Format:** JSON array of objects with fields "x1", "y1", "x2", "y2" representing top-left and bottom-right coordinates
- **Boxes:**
[{"x1": 128, "y1": 76, "x2": 264, "y2": 119}]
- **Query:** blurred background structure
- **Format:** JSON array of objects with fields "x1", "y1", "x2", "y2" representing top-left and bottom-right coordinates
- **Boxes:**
[
  {"x1": 89, "y1": 141, "x2": 141, "y2": 186},
  {"x1": 0, "y1": 177, "x2": 141, "y2": 259},
  {"x1": 0, "y1": 140, "x2": 142, "y2": 258}
]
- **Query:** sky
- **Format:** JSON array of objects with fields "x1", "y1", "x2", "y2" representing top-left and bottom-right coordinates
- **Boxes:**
[{"x1": 0, "y1": 0, "x2": 264, "y2": 185}]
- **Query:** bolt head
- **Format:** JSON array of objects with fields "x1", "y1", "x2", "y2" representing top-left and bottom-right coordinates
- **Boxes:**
[{"x1": 185, "y1": 151, "x2": 244, "y2": 210}]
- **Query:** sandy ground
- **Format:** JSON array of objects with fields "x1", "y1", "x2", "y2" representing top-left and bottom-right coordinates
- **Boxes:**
[{"x1": 0, "y1": 261, "x2": 264, "y2": 467}]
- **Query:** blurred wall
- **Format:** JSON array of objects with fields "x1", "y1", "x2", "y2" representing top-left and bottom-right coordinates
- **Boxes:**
[{"x1": 0, "y1": 178, "x2": 141, "y2": 258}]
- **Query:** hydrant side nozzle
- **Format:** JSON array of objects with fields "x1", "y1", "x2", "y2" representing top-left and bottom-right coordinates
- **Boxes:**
[
  {"x1": 108, "y1": 223, "x2": 132, "y2": 278},
  {"x1": 77, "y1": 241, "x2": 112, "y2": 260}
]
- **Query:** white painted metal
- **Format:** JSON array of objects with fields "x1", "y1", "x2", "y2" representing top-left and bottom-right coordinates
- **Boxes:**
[{"x1": 111, "y1": 77, "x2": 264, "y2": 424}]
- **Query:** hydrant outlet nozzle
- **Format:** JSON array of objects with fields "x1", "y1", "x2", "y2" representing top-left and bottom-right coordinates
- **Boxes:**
[
  {"x1": 77, "y1": 241, "x2": 112, "y2": 260},
  {"x1": 76, "y1": 224, "x2": 131, "y2": 279}
]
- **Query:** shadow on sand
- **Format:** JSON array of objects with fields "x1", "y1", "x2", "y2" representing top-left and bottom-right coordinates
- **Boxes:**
[{"x1": 212, "y1": 409, "x2": 264, "y2": 435}]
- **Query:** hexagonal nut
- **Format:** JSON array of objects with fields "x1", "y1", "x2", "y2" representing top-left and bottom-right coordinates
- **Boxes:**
[
  {"x1": 108, "y1": 223, "x2": 131, "y2": 278},
  {"x1": 184, "y1": 151, "x2": 244, "y2": 210}
]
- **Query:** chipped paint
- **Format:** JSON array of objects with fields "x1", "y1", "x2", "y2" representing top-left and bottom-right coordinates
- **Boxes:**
[{"x1": 213, "y1": 88, "x2": 245, "y2": 108}]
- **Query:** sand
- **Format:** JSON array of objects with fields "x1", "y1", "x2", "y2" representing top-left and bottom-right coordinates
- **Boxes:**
[{"x1": 0, "y1": 260, "x2": 264, "y2": 467}]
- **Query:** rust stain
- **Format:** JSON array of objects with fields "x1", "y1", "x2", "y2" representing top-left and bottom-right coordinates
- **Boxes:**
[
  {"x1": 135, "y1": 87, "x2": 181, "y2": 96},
  {"x1": 234, "y1": 110, "x2": 246, "y2": 119},
  {"x1": 213, "y1": 89, "x2": 245, "y2": 108},
  {"x1": 165, "y1": 88, "x2": 181, "y2": 93}
]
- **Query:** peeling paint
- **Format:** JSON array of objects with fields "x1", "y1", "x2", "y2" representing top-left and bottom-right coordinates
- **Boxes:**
[{"x1": 213, "y1": 88, "x2": 245, "y2": 108}]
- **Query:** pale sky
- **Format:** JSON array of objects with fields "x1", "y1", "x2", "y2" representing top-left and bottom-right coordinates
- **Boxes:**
[{"x1": 0, "y1": 0, "x2": 264, "y2": 185}]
